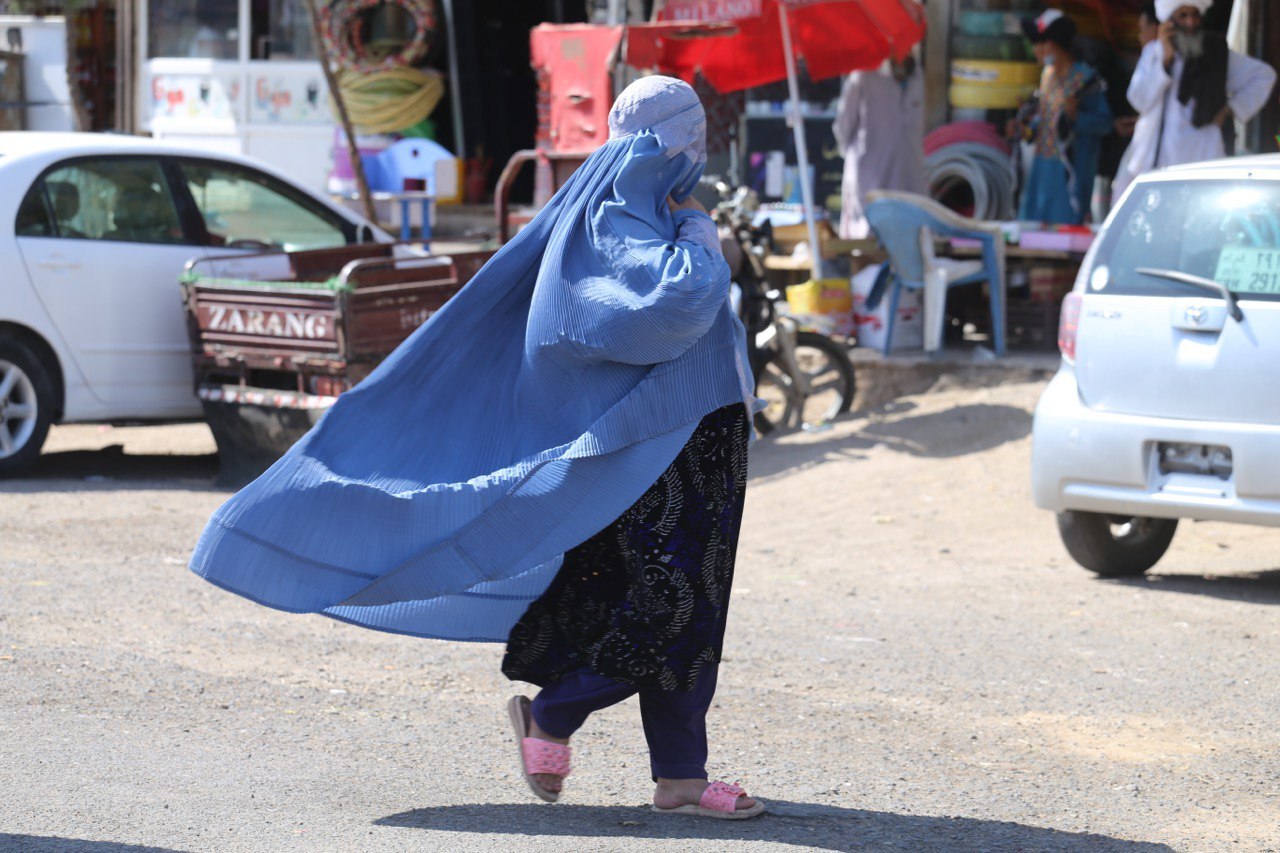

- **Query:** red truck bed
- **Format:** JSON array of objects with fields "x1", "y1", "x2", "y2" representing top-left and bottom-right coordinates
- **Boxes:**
[{"x1": 181, "y1": 242, "x2": 493, "y2": 483}]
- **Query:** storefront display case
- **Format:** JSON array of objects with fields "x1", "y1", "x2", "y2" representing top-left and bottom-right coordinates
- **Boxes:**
[
  {"x1": 0, "y1": 14, "x2": 75, "y2": 131},
  {"x1": 138, "y1": 0, "x2": 336, "y2": 191},
  {"x1": 740, "y1": 75, "x2": 843, "y2": 219}
]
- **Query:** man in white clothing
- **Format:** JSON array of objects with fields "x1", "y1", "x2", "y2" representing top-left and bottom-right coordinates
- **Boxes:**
[
  {"x1": 1114, "y1": 0, "x2": 1275, "y2": 199},
  {"x1": 833, "y1": 57, "x2": 925, "y2": 239}
]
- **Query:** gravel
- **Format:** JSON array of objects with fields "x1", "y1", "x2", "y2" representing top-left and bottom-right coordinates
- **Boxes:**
[{"x1": 2, "y1": 379, "x2": 1277, "y2": 852}]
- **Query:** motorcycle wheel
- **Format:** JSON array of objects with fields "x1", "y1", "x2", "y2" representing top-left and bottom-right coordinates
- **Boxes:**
[{"x1": 754, "y1": 331, "x2": 856, "y2": 435}]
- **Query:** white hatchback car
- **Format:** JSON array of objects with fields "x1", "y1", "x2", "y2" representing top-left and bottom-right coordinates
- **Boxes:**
[
  {"x1": 1033, "y1": 155, "x2": 1280, "y2": 576},
  {"x1": 0, "y1": 133, "x2": 387, "y2": 475}
]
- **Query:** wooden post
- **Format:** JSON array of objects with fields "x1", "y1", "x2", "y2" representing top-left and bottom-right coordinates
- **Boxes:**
[
  {"x1": 923, "y1": 0, "x2": 953, "y2": 132},
  {"x1": 304, "y1": 0, "x2": 378, "y2": 225},
  {"x1": 1258, "y1": 0, "x2": 1280, "y2": 153},
  {"x1": 115, "y1": 0, "x2": 135, "y2": 133}
]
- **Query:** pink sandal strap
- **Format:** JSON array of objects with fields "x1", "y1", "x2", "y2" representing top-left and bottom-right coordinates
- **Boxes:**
[
  {"x1": 700, "y1": 780, "x2": 747, "y2": 813},
  {"x1": 521, "y1": 738, "x2": 571, "y2": 778}
]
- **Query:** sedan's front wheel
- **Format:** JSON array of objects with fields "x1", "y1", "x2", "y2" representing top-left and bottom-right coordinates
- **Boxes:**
[
  {"x1": 1057, "y1": 511, "x2": 1178, "y2": 577},
  {"x1": 0, "y1": 338, "x2": 55, "y2": 477}
]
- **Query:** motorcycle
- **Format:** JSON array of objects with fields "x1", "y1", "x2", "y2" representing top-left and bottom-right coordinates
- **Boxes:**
[{"x1": 704, "y1": 178, "x2": 857, "y2": 435}]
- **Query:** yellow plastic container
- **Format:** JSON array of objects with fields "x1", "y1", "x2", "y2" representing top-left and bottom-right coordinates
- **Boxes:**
[
  {"x1": 949, "y1": 82, "x2": 1035, "y2": 110},
  {"x1": 786, "y1": 277, "x2": 853, "y2": 318},
  {"x1": 950, "y1": 60, "x2": 1041, "y2": 88}
]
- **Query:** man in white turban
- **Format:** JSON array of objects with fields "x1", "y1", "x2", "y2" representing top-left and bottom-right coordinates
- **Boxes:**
[{"x1": 1114, "y1": 0, "x2": 1275, "y2": 199}]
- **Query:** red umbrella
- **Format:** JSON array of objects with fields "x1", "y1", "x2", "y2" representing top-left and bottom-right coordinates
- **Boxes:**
[
  {"x1": 627, "y1": 0, "x2": 926, "y2": 277},
  {"x1": 627, "y1": 0, "x2": 925, "y2": 94}
]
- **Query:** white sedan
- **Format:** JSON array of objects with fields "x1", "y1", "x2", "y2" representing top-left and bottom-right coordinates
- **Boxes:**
[
  {"x1": 1032, "y1": 155, "x2": 1280, "y2": 576},
  {"x1": 0, "y1": 132, "x2": 389, "y2": 475}
]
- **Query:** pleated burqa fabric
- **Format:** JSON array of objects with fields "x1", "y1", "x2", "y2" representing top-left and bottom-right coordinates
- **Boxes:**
[{"x1": 189, "y1": 77, "x2": 754, "y2": 642}]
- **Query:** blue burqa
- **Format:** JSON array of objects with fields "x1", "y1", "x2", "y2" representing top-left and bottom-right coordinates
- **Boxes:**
[{"x1": 189, "y1": 77, "x2": 754, "y2": 643}]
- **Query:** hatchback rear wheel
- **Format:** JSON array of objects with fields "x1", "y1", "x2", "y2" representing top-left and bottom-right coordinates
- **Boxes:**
[{"x1": 1057, "y1": 511, "x2": 1178, "y2": 577}]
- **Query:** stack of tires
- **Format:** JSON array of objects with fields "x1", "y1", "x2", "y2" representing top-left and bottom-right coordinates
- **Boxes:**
[{"x1": 949, "y1": 0, "x2": 1039, "y2": 120}]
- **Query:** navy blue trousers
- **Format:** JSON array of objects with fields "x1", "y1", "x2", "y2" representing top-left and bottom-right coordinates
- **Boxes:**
[{"x1": 530, "y1": 664, "x2": 719, "y2": 781}]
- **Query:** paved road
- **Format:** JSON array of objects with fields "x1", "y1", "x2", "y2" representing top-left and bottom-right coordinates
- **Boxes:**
[{"x1": 2, "y1": 379, "x2": 1277, "y2": 852}]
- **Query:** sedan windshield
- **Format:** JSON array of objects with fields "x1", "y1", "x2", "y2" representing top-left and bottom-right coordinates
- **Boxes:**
[{"x1": 1092, "y1": 179, "x2": 1280, "y2": 302}]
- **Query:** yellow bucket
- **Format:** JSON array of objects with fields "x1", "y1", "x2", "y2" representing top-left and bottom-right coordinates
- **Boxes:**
[{"x1": 949, "y1": 82, "x2": 1035, "y2": 110}]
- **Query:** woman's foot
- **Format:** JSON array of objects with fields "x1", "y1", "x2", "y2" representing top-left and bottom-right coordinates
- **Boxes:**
[
  {"x1": 507, "y1": 695, "x2": 571, "y2": 803},
  {"x1": 653, "y1": 778, "x2": 758, "y2": 812},
  {"x1": 528, "y1": 718, "x2": 570, "y2": 795}
]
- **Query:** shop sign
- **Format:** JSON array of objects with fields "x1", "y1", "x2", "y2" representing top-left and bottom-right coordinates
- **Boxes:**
[
  {"x1": 660, "y1": 0, "x2": 762, "y2": 22},
  {"x1": 151, "y1": 73, "x2": 241, "y2": 121},
  {"x1": 249, "y1": 72, "x2": 330, "y2": 124},
  {"x1": 202, "y1": 305, "x2": 335, "y2": 341}
]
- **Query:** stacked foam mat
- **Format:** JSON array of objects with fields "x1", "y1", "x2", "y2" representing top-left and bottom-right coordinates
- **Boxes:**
[{"x1": 924, "y1": 120, "x2": 1016, "y2": 221}]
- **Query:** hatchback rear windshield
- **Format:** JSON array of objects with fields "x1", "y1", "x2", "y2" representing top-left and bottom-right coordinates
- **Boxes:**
[{"x1": 1091, "y1": 179, "x2": 1280, "y2": 302}]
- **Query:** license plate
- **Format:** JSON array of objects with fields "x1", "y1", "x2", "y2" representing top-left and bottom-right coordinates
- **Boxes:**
[{"x1": 1156, "y1": 442, "x2": 1233, "y2": 479}]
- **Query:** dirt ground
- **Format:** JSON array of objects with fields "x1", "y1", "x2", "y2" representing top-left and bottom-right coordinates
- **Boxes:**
[{"x1": 2, "y1": 377, "x2": 1278, "y2": 852}]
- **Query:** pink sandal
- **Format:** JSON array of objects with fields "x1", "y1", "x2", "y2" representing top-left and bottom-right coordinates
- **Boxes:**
[
  {"x1": 507, "y1": 695, "x2": 571, "y2": 803},
  {"x1": 652, "y1": 780, "x2": 766, "y2": 820}
]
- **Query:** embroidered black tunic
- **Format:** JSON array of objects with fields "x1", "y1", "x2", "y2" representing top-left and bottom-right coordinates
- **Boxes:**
[{"x1": 502, "y1": 403, "x2": 749, "y2": 692}]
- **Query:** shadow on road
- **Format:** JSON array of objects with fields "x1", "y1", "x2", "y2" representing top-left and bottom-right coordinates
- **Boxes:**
[
  {"x1": 1, "y1": 445, "x2": 219, "y2": 492},
  {"x1": 376, "y1": 801, "x2": 1172, "y2": 851},
  {"x1": 853, "y1": 404, "x2": 1032, "y2": 458},
  {"x1": 750, "y1": 404, "x2": 1032, "y2": 482},
  {"x1": 1113, "y1": 570, "x2": 1280, "y2": 606},
  {"x1": 0, "y1": 836, "x2": 189, "y2": 853}
]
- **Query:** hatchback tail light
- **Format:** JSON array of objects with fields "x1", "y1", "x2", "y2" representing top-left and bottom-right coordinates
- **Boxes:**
[{"x1": 1058, "y1": 292, "x2": 1082, "y2": 363}]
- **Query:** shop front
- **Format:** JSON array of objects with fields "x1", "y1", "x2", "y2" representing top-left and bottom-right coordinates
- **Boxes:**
[
  {"x1": 138, "y1": 0, "x2": 335, "y2": 190},
  {"x1": 884, "y1": 0, "x2": 1280, "y2": 356}
]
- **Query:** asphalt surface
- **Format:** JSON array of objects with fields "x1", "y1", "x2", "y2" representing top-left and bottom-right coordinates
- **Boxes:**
[{"x1": 2, "y1": 379, "x2": 1278, "y2": 852}]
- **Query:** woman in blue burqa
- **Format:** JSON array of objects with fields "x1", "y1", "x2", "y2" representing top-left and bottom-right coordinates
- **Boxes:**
[{"x1": 190, "y1": 76, "x2": 764, "y2": 819}]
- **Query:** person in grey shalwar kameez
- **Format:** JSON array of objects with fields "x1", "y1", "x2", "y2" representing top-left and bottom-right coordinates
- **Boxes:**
[{"x1": 834, "y1": 57, "x2": 926, "y2": 240}]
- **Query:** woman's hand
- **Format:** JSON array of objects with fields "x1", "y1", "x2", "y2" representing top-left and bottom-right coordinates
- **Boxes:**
[{"x1": 667, "y1": 195, "x2": 707, "y2": 215}]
